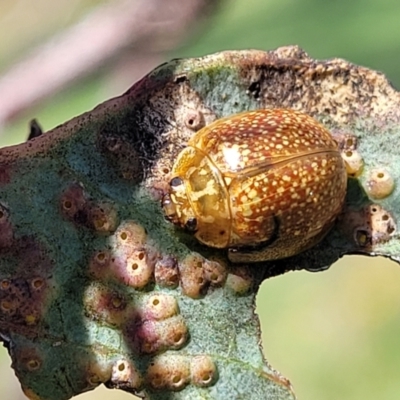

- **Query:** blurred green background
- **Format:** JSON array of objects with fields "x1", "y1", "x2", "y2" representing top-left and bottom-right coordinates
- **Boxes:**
[{"x1": 1, "y1": 1, "x2": 400, "y2": 399}]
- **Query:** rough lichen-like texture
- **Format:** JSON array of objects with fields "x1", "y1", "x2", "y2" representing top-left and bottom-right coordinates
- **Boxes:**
[{"x1": 1, "y1": 46, "x2": 400, "y2": 399}]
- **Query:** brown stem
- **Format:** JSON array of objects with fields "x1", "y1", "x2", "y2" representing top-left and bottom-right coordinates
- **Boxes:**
[{"x1": 0, "y1": 0, "x2": 221, "y2": 131}]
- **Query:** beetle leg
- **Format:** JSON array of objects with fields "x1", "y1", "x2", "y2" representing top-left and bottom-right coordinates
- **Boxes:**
[{"x1": 228, "y1": 216, "x2": 281, "y2": 262}]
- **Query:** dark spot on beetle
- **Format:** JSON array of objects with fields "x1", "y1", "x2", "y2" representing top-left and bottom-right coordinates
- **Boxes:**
[
  {"x1": 185, "y1": 218, "x2": 197, "y2": 232},
  {"x1": 170, "y1": 177, "x2": 183, "y2": 187},
  {"x1": 219, "y1": 230, "x2": 226, "y2": 236}
]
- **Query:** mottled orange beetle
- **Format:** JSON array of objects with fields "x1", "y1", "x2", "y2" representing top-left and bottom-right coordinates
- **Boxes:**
[{"x1": 163, "y1": 109, "x2": 347, "y2": 263}]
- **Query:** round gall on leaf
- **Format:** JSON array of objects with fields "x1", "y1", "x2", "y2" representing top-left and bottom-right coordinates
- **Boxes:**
[{"x1": 365, "y1": 168, "x2": 395, "y2": 199}]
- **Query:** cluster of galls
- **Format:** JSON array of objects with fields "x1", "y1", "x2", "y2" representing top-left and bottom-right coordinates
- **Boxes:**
[
  {"x1": 83, "y1": 216, "x2": 254, "y2": 392},
  {"x1": 335, "y1": 132, "x2": 397, "y2": 249},
  {"x1": 61, "y1": 183, "x2": 118, "y2": 233},
  {"x1": 0, "y1": 277, "x2": 48, "y2": 328},
  {"x1": 339, "y1": 134, "x2": 364, "y2": 177},
  {"x1": 338, "y1": 133, "x2": 395, "y2": 199},
  {"x1": 0, "y1": 202, "x2": 57, "y2": 399},
  {"x1": 0, "y1": 202, "x2": 54, "y2": 331},
  {"x1": 0, "y1": 177, "x2": 257, "y2": 398},
  {"x1": 84, "y1": 353, "x2": 217, "y2": 393},
  {"x1": 58, "y1": 182, "x2": 255, "y2": 394},
  {"x1": 341, "y1": 204, "x2": 396, "y2": 249},
  {"x1": 146, "y1": 354, "x2": 217, "y2": 390},
  {"x1": 87, "y1": 218, "x2": 254, "y2": 299}
]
